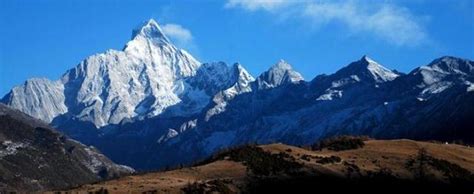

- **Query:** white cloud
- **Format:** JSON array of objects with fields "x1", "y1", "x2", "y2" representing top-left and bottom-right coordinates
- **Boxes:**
[
  {"x1": 303, "y1": 1, "x2": 426, "y2": 46},
  {"x1": 225, "y1": 0, "x2": 296, "y2": 11},
  {"x1": 225, "y1": 0, "x2": 428, "y2": 46},
  {"x1": 161, "y1": 23, "x2": 193, "y2": 45},
  {"x1": 161, "y1": 23, "x2": 200, "y2": 59}
]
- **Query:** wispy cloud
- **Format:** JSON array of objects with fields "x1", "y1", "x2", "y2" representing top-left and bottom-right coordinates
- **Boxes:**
[
  {"x1": 225, "y1": 0, "x2": 296, "y2": 11},
  {"x1": 161, "y1": 23, "x2": 193, "y2": 47},
  {"x1": 225, "y1": 0, "x2": 428, "y2": 46}
]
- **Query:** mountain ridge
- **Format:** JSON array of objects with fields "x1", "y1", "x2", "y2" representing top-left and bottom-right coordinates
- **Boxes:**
[{"x1": 1, "y1": 19, "x2": 473, "y2": 170}]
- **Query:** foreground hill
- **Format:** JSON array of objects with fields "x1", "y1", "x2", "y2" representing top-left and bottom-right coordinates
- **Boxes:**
[
  {"x1": 60, "y1": 139, "x2": 473, "y2": 193},
  {"x1": 0, "y1": 103, "x2": 134, "y2": 192}
]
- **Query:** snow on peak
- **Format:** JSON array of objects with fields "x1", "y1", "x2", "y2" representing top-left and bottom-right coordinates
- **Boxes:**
[
  {"x1": 256, "y1": 60, "x2": 304, "y2": 89},
  {"x1": 189, "y1": 62, "x2": 243, "y2": 95},
  {"x1": 412, "y1": 56, "x2": 473, "y2": 86},
  {"x1": 1, "y1": 78, "x2": 67, "y2": 122},
  {"x1": 426, "y1": 56, "x2": 474, "y2": 75},
  {"x1": 335, "y1": 55, "x2": 399, "y2": 83},
  {"x1": 131, "y1": 19, "x2": 170, "y2": 44},
  {"x1": 233, "y1": 63, "x2": 255, "y2": 83},
  {"x1": 271, "y1": 59, "x2": 292, "y2": 70},
  {"x1": 365, "y1": 59, "x2": 400, "y2": 82},
  {"x1": 122, "y1": 19, "x2": 201, "y2": 71},
  {"x1": 467, "y1": 82, "x2": 474, "y2": 92},
  {"x1": 3, "y1": 19, "x2": 202, "y2": 127},
  {"x1": 361, "y1": 55, "x2": 377, "y2": 64},
  {"x1": 204, "y1": 63, "x2": 254, "y2": 121}
]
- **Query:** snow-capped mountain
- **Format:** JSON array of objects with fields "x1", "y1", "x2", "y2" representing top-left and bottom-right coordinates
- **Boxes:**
[
  {"x1": 204, "y1": 63, "x2": 255, "y2": 121},
  {"x1": 409, "y1": 56, "x2": 474, "y2": 98},
  {"x1": 2, "y1": 19, "x2": 238, "y2": 128},
  {"x1": 1, "y1": 78, "x2": 67, "y2": 123},
  {"x1": 2, "y1": 19, "x2": 473, "y2": 171},
  {"x1": 309, "y1": 56, "x2": 400, "y2": 101},
  {"x1": 59, "y1": 19, "x2": 205, "y2": 127},
  {"x1": 255, "y1": 60, "x2": 304, "y2": 90},
  {"x1": 322, "y1": 55, "x2": 400, "y2": 85},
  {"x1": 140, "y1": 56, "x2": 473, "y2": 170}
]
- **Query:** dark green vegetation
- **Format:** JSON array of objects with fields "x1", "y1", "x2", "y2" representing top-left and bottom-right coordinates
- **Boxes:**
[
  {"x1": 299, "y1": 154, "x2": 341, "y2": 164},
  {"x1": 406, "y1": 148, "x2": 474, "y2": 183},
  {"x1": 247, "y1": 147, "x2": 473, "y2": 193},
  {"x1": 204, "y1": 145, "x2": 303, "y2": 176},
  {"x1": 194, "y1": 139, "x2": 473, "y2": 193},
  {"x1": 182, "y1": 179, "x2": 236, "y2": 194},
  {"x1": 311, "y1": 135, "x2": 367, "y2": 151},
  {"x1": 316, "y1": 156, "x2": 342, "y2": 164},
  {"x1": 61, "y1": 139, "x2": 474, "y2": 193},
  {"x1": 89, "y1": 187, "x2": 109, "y2": 194}
]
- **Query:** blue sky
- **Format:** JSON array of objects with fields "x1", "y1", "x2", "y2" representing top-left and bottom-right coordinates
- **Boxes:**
[{"x1": 1, "y1": 0, "x2": 473, "y2": 96}]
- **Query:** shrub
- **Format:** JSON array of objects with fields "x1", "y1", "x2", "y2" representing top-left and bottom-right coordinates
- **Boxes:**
[
  {"x1": 182, "y1": 179, "x2": 235, "y2": 194},
  {"x1": 429, "y1": 157, "x2": 473, "y2": 181},
  {"x1": 182, "y1": 181, "x2": 205, "y2": 194},
  {"x1": 367, "y1": 167, "x2": 394, "y2": 178},
  {"x1": 405, "y1": 148, "x2": 430, "y2": 179},
  {"x1": 93, "y1": 188, "x2": 108, "y2": 194},
  {"x1": 316, "y1": 156, "x2": 342, "y2": 164},
  {"x1": 312, "y1": 136, "x2": 367, "y2": 151},
  {"x1": 344, "y1": 161, "x2": 361, "y2": 177},
  {"x1": 300, "y1": 154, "x2": 311, "y2": 161},
  {"x1": 406, "y1": 148, "x2": 474, "y2": 182},
  {"x1": 210, "y1": 145, "x2": 303, "y2": 176}
]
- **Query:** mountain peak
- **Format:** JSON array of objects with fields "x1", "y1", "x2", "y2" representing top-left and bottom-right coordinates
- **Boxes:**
[
  {"x1": 335, "y1": 56, "x2": 400, "y2": 83},
  {"x1": 2, "y1": 18, "x2": 201, "y2": 127},
  {"x1": 131, "y1": 19, "x2": 170, "y2": 44},
  {"x1": 268, "y1": 59, "x2": 295, "y2": 72},
  {"x1": 256, "y1": 60, "x2": 304, "y2": 89},
  {"x1": 232, "y1": 63, "x2": 255, "y2": 83},
  {"x1": 426, "y1": 56, "x2": 474, "y2": 75},
  {"x1": 360, "y1": 55, "x2": 377, "y2": 64}
]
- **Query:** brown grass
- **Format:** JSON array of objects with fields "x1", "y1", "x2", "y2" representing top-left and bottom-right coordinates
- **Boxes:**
[{"x1": 55, "y1": 139, "x2": 474, "y2": 193}]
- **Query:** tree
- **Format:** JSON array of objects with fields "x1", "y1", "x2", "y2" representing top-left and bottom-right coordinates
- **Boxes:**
[{"x1": 414, "y1": 148, "x2": 428, "y2": 179}]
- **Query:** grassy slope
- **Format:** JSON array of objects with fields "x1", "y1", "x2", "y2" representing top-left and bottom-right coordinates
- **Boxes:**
[{"x1": 57, "y1": 139, "x2": 474, "y2": 193}]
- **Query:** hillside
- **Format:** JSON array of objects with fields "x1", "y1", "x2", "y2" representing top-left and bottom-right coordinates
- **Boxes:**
[
  {"x1": 59, "y1": 139, "x2": 474, "y2": 193},
  {"x1": 0, "y1": 103, "x2": 134, "y2": 192}
]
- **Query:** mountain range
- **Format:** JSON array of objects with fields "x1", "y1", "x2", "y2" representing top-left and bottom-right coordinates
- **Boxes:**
[{"x1": 2, "y1": 19, "x2": 473, "y2": 170}]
